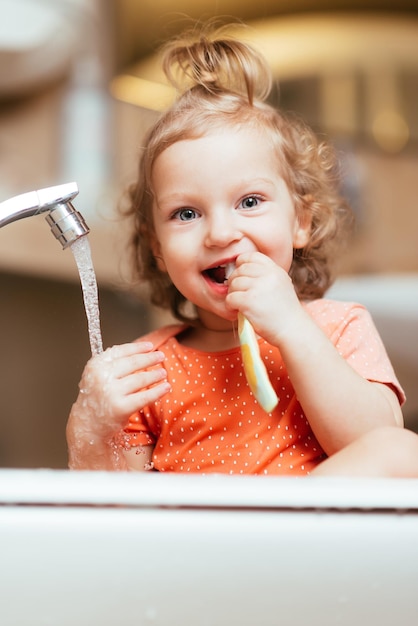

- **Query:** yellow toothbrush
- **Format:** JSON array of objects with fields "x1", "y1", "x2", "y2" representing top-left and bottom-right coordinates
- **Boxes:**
[
  {"x1": 225, "y1": 263, "x2": 279, "y2": 413},
  {"x1": 237, "y1": 312, "x2": 279, "y2": 413}
]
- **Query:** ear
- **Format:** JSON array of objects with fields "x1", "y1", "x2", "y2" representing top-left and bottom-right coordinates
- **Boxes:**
[
  {"x1": 150, "y1": 234, "x2": 167, "y2": 272},
  {"x1": 293, "y1": 194, "x2": 313, "y2": 249}
]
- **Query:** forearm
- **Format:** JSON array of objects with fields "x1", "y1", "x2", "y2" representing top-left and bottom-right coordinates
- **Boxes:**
[
  {"x1": 66, "y1": 405, "x2": 128, "y2": 471},
  {"x1": 277, "y1": 309, "x2": 403, "y2": 455}
]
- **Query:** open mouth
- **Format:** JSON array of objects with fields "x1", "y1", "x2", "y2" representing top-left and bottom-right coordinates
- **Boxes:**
[
  {"x1": 203, "y1": 262, "x2": 235, "y2": 285},
  {"x1": 203, "y1": 265, "x2": 228, "y2": 284}
]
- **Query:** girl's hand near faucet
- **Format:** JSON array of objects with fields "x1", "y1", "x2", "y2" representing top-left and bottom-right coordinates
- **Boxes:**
[
  {"x1": 66, "y1": 342, "x2": 170, "y2": 470},
  {"x1": 77, "y1": 342, "x2": 170, "y2": 435}
]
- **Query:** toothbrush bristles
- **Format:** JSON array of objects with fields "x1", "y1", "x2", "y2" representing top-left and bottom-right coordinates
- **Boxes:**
[{"x1": 225, "y1": 263, "x2": 235, "y2": 281}]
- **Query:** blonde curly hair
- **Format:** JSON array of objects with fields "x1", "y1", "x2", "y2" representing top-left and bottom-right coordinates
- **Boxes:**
[{"x1": 125, "y1": 28, "x2": 352, "y2": 322}]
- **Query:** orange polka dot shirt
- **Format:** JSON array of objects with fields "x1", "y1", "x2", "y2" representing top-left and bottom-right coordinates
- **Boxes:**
[{"x1": 125, "y1": 300, "x2": 405, "y2": 475}]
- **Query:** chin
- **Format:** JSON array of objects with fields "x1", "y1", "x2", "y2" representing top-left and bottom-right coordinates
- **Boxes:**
[
  {"x1": 215, "y1": 309, "x2": 238, "y2": 325},
  {"x1": 196, "y1": 306, "x2": 237, "y2": 329}
]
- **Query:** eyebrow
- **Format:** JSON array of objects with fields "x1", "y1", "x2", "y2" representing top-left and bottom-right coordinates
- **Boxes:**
[
  {"x1": 154, "y1": 176, "x2": 279, "y2": 209},
  {"x1": 244, "y1": 177, "x2": 276, "y2": 188},
  {"x1": 154, "y1": 192, "x2": 194, "y2": 209}
]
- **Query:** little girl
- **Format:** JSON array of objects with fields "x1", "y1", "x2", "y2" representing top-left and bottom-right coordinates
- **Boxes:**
[{"x1": 67, "y1": 28, "x2": 418, "y2": 476}]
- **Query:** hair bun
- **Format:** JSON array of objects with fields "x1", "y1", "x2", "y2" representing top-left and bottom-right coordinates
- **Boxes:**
[{"x1": 162, "y1": 30, "x2": 272, "y2": 104}]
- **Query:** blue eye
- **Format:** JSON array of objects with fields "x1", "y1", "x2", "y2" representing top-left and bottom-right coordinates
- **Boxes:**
[
  {"x1": 175, "y1": 208, "x2": 197, "y2": 221},
  {"x1": 241, "y1": 196, "x2": 260, "y2": 209}
]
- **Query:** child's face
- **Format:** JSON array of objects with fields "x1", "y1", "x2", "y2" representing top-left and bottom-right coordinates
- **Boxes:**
[{"x1": 150, "y1": 126, "x2": 309, "y2": 327}]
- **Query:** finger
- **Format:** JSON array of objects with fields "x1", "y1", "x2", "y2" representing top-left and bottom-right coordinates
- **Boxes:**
[
  {"x1": 113, "y1": 350, "x2": 166, "y2": 379},
  {"x1": 235, "y1": 251, "x2": 264, "y2": 267},
  {"x1": 121, "y1": 367, "x2": 168, "y2": 395},
  {"x1": 117, "y1": 380, "x2": 171, "y2": 416},
  {"x1": 102, "y1": 341, "x2": 156, "y2": 361},
  {"x1": 98, "y1": 341, "x2": 165, "y2": 376},
  {"x1": 130, "y1": 380, "x2": 171, "y2": 409},
  {"x1": 228, "y1": 275, "x2": 252, "y2": 293}
]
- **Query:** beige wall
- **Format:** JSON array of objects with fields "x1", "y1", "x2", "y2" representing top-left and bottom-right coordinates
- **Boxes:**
[{"x1": 339, "y1": 150, "x2": 418, "y2": 275}]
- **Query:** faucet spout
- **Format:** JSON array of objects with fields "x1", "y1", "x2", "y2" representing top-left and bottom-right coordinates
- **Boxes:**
[
  {"x1": 46, "y1": 201, "x2": 90, "y2": 249},
  {"x1": 0, "y1": 182, "x2": 90, "y2": 249}
]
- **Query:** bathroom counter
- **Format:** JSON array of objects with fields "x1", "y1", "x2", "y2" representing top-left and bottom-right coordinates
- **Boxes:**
[{"x1": 0, "y1": 469, "x2": 417, "y2": 625}]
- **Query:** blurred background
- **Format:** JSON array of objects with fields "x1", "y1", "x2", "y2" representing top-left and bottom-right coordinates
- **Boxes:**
[{"x1": 0, "y1": 0, "x2": 417, "y2": 468}]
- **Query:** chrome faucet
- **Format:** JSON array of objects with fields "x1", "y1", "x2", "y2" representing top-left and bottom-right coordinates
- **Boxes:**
[{"x1": 0, "y1": 182, "x2": 89, "y2": 249}]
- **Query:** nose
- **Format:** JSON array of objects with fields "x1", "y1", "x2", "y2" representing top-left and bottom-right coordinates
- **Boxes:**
[{"x1": 204, "y1": 208, "x2": 241, "y2": 248}]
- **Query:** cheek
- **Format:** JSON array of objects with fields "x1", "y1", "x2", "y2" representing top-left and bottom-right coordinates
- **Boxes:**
[
  {"x1": 155, "y1": 241, "x2": 190, "y2": 277},
  {"x1": 259, "y1": 222, "x2": 295, "y2": 266}
]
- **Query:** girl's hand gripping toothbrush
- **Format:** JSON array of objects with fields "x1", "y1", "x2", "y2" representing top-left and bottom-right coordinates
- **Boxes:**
[{"x1": 226, "y1": 264, "x2": 279, "y2": 413}]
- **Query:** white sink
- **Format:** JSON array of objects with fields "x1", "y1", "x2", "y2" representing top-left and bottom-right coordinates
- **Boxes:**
[{"x1": 1, "y1": 469, "x2": 417, "y2": 625}]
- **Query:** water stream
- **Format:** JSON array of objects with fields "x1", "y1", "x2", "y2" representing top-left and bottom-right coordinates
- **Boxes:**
[{"x1": 70, "y1": 236, "x2": 103, "y2": 356}]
